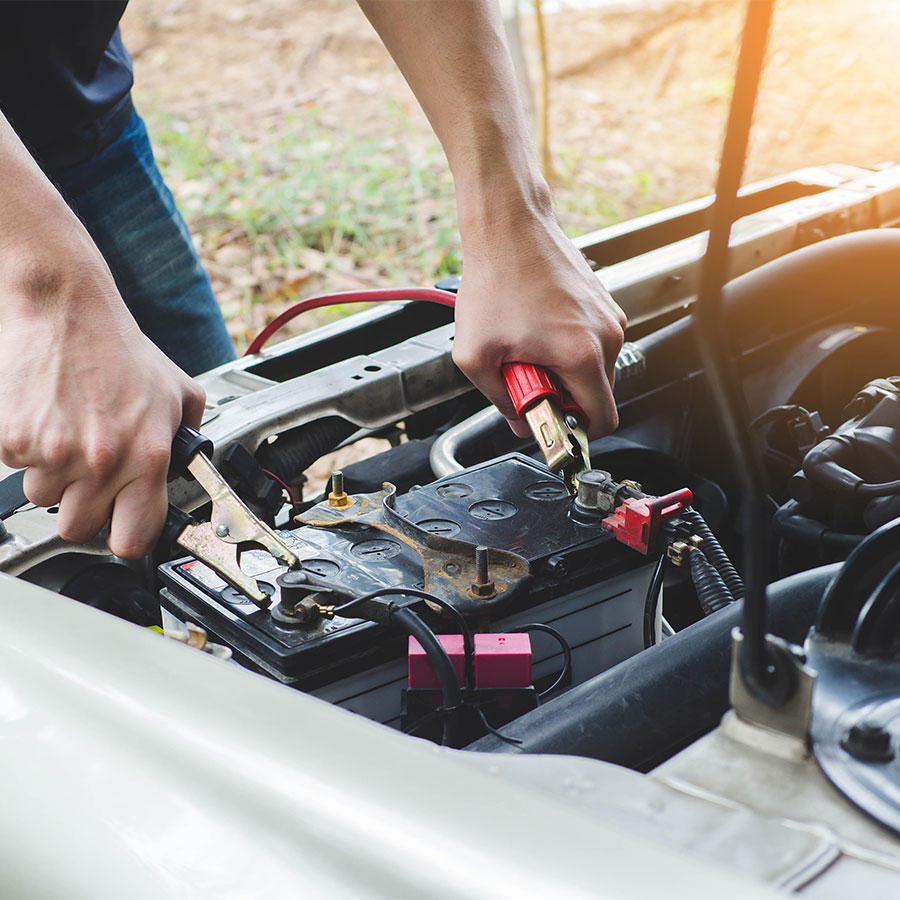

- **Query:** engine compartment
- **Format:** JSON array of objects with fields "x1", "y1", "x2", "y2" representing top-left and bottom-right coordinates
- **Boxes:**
[
  {"x1": 6, "y1": 165, "x2": 900, "y2": 892},
  {"x1": 10, "y1": 221, "x2": 900, "y2": 754}
]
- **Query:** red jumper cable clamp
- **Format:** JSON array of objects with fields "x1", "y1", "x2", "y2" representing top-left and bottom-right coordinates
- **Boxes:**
[{"x1": 501, "y1": 362, "x2": 591, "y2": 494}]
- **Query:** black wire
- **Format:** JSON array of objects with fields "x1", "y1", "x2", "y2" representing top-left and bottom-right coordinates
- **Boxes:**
[
  {"x1": 750, "y1": 404, "x2": 809, "y2": 431},
  {"x1": 334, "y1": 586, "x2": 474, "y2": 689},
  {"x1": 402, "y1": 708, "x2": 440, "y2": 738},
  {"x1": 509, "y1": 623, "x2": 572, "y2": 700},
  {"x1": 390, "y1": 606, "x2": 461, "y2": 747},
  {"x1": 689, "y1": 548, "x2": 735, "y2": 616},
  {"x1": 643, "y1": 554, "x2": 667, "y2": 647},
  {"x1": 692, "y1": 0, "x2": 779, "y2": 703},
  {"x1": 474, "y1": 706, "x2": 523, "y2": 745}
]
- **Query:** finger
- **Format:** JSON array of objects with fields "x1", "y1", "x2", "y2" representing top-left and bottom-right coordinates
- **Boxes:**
[
  {"x1": 107, "y1": 474, "x2": 168, "y2": 559},
  {"x1": 452, "y1": 348, "x2": 522, "y2": 427},
  {"x1": 22, "y1": 466, "x2": 68, "y2": 508},
  {"x1": 469, "y1": 369, "x2": 531, "y2": 436},
  {"x1": 507, "y1": 418, "x2": 532, "y2": 439},
  {"x1": 562, "y1": 369, "x2": 618, "y2": 440},
  {"x1": 181, "y1": 378, "x2": 207, "y2": 431},
  {"x1": 55, "y1": 478, "x2": 116, "y2": 546}
]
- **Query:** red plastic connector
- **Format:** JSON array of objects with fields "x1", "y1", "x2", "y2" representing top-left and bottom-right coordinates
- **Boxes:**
[
  {"x1": 501, "y1": 362, "x2": 589, "y2": 428},
  {"x1": 474, "y1": 633, "x2": 532, "y2": 689},
  {"x1": 408, "y1": 635, "x2": 465, "y2": 690},
  {"x1": 601, "y1": 488, "x2": 693, "y2": 554},
  {"x1": 502, "y1": 362, "x2": 560, "y2": 417}
]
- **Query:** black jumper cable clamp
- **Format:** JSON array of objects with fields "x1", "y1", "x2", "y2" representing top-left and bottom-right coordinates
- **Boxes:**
[{"x1": 161, "y1": 425, "x2": 300, "y2": 607}]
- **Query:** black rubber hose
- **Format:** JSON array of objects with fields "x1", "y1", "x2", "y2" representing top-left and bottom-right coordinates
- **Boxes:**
[
  {"x1": 772, "y1": 499, "x2": 862, "y2": 551},
  {"x1": 468, "y1": 563, "x2": 839, "y2": 771},
  {"x1": 817, "y1": 516, "x2": 900, "y2": 639},
  {"x1": 690, "y1": 549, "x2": 734, "y2": 616},
  {"x1": 618, "y1": 230, "x2": 900, "y2": 407},
  {"x1": 850, "y1": 557, "x2": 900, "y2": 657},
  {"x1": 391, "y1": 606, "x2": 461, "y2": 748},
  {"x1": 682, "y1": 508, "x2": 744, "y2": 601},
  {"x1": 255, "y1": 416, "x2": 357, "y2": 487}
]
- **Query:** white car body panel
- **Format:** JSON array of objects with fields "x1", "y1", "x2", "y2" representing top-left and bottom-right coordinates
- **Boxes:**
[{"x1": 0, "y1": 573, "x2": 773, "y2": 899}]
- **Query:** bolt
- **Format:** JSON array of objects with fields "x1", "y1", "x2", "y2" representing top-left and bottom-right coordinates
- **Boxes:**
[
  {"x1": 470, "y1": 545, "x2": 496, "y2": 598},
  {"x1": 841, "y1": 722, "x2": 894, "y2": 762},
  {"x1": 214, "y1": 524, "x2": 230, "y2": 538},
  {"x1": 291, "y1": 597, "x2": 323, "y2": 627},
  {"x1": 328, "y1": 469, "x2": 352, "y2": 509},
  {"x1": 476, "y1": 546, "x2": 489, "y2": 584}
]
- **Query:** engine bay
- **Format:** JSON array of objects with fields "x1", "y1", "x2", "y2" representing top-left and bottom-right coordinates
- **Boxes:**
[{"x1": 6, "y1": 164, "x2": 900, "y2": 892}]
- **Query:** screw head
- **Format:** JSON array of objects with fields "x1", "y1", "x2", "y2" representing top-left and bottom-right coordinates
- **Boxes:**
[
  {"x1": 547, "y1": 557, "x2": 569, "y2": 578},
  {"x1": 214, "y1": 524, "x2": 230, "y2": 538},
  {"x1": 841, "y1": 722, "x2": 894, "y2": 762}
]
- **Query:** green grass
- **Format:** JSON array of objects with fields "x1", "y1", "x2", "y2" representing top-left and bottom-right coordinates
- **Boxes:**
[
  {"x1": 140, "y1": 98, "x2": 462, "y2": 282},
  {"x1": 137, "y1": 94, "x2": 638, "y2": 343}
]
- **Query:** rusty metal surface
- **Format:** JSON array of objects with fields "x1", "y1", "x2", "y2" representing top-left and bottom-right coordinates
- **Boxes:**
[{"x1": 298, "y1": 483, "x2": 531, "y2": 614}]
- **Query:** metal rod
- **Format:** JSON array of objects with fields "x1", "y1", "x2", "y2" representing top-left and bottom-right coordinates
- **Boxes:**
[{"x1": 693, "y1": 0, "x2": 780, "y2": 702}]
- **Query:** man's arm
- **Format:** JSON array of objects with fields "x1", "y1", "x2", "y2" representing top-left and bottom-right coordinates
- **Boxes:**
[
  {"x1": 358, "y1": 0, "x2": 625, "y2": 438},
  {"x1": 0, "y1": 110, "x2": 205, "y2": 557}
]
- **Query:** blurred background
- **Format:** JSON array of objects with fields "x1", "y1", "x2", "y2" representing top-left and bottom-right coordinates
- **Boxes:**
[{"x1": 121, "y1": 0, "x2": 900, "y2": 351}]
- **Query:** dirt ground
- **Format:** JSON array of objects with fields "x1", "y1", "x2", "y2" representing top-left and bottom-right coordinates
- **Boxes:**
[{"x1": 120, "y1": 0, "x2": 900, "y2": 345}]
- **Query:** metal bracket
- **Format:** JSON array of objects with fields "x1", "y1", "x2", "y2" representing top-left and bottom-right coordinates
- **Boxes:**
[
  {"x1": 729, "y1": 629, "x2": 817, "y2": 740},
  {"x1": 298, "y1": 482, "x2": 531, "y2": 614}
]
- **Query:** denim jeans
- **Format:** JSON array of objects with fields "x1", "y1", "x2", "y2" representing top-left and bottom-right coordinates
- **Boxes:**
[{"x1": 48, "y1": 108, "x2": 236, "y2": 376}]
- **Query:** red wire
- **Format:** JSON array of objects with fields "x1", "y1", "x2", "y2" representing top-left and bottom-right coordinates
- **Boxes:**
[{"x1": 244, "y1": 287, "x2": 457, "y2": 356}]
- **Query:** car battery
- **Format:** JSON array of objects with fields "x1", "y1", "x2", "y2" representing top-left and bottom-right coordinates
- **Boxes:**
[{"x1": 159, "y1": 453, "x2": 657, "y2": 725}]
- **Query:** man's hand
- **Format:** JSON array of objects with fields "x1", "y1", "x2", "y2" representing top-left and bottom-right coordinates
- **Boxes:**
[
  {"x1": 452, "y1": 202, "x2": 625, "y2": 440},
  {"x1": 0, "y1": 282, "x2": 205, "y2": 559},
  {"x1": 359, "y1": 0, "x2": 626, "y2": 439},
  {"x1": 0, "y1": 109, "x2": 205, "y2": 558}
]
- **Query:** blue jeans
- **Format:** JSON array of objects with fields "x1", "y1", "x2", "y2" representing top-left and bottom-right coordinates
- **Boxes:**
[{"x1": 48, "y1": 108, "x2": 236, "y2": 376}]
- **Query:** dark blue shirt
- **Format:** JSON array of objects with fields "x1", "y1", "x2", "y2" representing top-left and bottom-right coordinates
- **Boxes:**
[{"x1": 0, "y1": 1, "x2": 133, "y2": 170}]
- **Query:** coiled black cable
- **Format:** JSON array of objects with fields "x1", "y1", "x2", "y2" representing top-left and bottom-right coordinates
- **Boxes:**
[
  {"x1": 256, "y1": 416, "x2": 357, "y2": 489},
  {"x1": 690, "y1": 548, "x2": 734, "y2": 616},
  {"x1": 682, "y1": 508, "x2": 744, "y2": 601}
]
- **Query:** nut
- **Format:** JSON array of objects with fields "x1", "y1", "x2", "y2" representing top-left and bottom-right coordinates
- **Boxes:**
[{"x1": 841, "y1": 722, "x2": 894, "y2": 762}]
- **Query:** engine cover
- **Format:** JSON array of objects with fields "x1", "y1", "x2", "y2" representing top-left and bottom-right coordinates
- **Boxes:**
[{"x1": 159, "y1": 453, "x2": 655, "y2": 726}]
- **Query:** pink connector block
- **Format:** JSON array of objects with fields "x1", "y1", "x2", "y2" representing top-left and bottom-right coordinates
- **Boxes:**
[
  {"x1": 474, "y1": 633, "x2": 532, "y2": 689},
  {"x1": 408, "y1": 634, "x2": 466, "y2": 690}
]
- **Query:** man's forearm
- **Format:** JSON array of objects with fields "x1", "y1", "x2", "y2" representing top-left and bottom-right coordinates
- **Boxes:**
[
  {"x1": 0, "y1": 109, "x2": 206, "y2": 559},
  {"x1": 357, "y1": 0, "x2": 551, "y2": 238},
  {"x1": 359, "y1": 0, "x2": 626, "y2": 440},
  {"x1": 0, "y1": 112, "x2": 110, "y2": 319}
]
